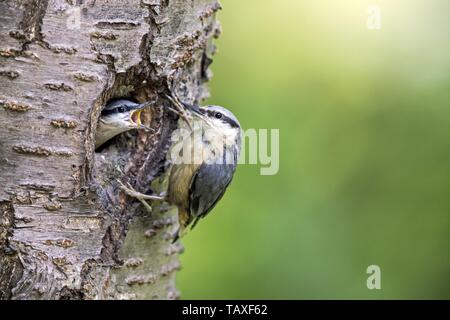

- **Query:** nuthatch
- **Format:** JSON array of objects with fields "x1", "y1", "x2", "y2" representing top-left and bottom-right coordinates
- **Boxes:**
[
  {"x1": 167, "y1": 103, "x2": 241, "y2": 235},
  {"x1": 95, "y1": 98, "x2": 193, "y2": 148},
  {"x1": 115, "y1": 98, "x2": 242, "y2": 239},
  {"x1": 95, "y1": 99, "x2": 148, "y2": 148}
]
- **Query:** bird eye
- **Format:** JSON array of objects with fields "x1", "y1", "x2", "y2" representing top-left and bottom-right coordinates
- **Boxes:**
[
  {"x1": 118, "y1": 107, "x2": 126, "y2": 113},
  {"x1": 214, "y1": 112, "x2": 223, "y2": 119}
]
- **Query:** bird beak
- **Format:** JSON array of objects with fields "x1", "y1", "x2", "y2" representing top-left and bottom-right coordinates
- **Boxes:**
[
  {"x1": 181, "y1": 103, "x2": 202, "y2": 116},
  {"x1": 129, "y1": 102, "x2": 152, "y2": 127},
  {"x1": 182, "y1": 103, "x2": 207, "y2": 119},
  {"x1": 130, "y1": 109, "x2": 143, "y2": 126},
  {"x1": 183, "y1": 104, "x2": 215, "y2": 127},
  {"x1": 164, "y1": 93, "x2": 212, "y2": 127}
]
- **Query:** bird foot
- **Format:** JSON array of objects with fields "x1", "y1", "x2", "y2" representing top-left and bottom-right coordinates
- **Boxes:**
[
  {"x1": 116, "y1": 180, "x2": 165, "y2": 213},
  {"x1": 117, "y1": 180, "x2": 164, "y2": 201}
]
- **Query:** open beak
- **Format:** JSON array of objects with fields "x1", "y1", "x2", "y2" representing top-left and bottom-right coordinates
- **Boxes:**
[
  {"x1": 130, "y1": 102, "x2": 152, "y2": 127},
  {"x1": 130, "y1": 109, "x2": 143, "y2": 126}
]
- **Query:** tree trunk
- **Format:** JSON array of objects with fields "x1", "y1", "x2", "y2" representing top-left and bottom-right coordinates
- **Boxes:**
[{"x1": 0, "y1": 0, "x2": 221, "y2": 300}]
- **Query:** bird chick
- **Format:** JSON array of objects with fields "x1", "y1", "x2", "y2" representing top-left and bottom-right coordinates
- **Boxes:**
[{"x1": 95, "y1": 99, "x2": 148, "y2": 149}]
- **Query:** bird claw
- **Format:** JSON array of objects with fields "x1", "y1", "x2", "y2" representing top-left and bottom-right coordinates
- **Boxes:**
[
  {"x1": 116, "y1": 179, "x2": 165, "y2": 214},
  {"x1": 116, "y1": 179, "x2": 164, "y2": 201}
]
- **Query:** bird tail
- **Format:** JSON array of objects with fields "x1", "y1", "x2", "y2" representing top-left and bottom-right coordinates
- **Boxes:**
[
  {"x1": 172, "y1": 208, "x2": 189, "y2": 243},
  {"x1": 172, "y1": 229, "x2": 180, "y2": 243}
]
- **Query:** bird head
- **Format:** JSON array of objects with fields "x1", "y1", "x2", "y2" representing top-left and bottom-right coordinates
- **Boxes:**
[
  {"x1": 197, "y1": 105, "x2": 241, "y2": 130},
  {"x1": 95, "y1": 99, "x2": 149, "y2": 148},
  {"x1": 99, "y1": 99, "x2": 146, "y2": 130},
  {"x1": 190, "y1": 104, "x2": 242, "y2": 163}
]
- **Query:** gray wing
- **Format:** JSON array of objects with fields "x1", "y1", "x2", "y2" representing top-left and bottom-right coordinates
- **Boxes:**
[{"x1": 188, "y1": 163, "x2": 237, "y2": 229}]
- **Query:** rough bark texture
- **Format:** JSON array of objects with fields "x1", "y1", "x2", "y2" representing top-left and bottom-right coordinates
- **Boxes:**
[{"x1": 0, "y1": 0, "x2": 221, "y2": 299}]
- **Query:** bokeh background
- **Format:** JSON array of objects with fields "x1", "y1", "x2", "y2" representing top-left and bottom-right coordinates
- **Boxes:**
[{"x1": 178, "y1": 0, "x2": 450, "y2": 299}]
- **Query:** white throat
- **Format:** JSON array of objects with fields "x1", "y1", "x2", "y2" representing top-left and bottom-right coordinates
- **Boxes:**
[{"x1": 95, "y1": 119, "x2": 130, "y2": 148}]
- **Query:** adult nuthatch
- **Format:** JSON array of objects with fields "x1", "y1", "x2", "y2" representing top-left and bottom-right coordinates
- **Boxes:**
[
  {"x1": 115, "y1": 99, "x2": 242, "y2": 239},
  {"x1": 167, "y1": 103, "x2": 241, "y2": 236}
]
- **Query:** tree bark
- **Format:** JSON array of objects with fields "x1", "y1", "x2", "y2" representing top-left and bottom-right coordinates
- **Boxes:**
[{"x1": 0, "y1": 0, "x2": 221, "y2": 300}]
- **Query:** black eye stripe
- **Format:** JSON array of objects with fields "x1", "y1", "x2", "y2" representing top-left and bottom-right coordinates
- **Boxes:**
[
  {"x1": 225, "y1": 117, "x2": 240, "y2": 128},
  {"x1": 206, "y1": 110, "x2": 239, "y2": 128},
  {"x1": 101, "y1": 105, "x2": 131, "y2": 115}
]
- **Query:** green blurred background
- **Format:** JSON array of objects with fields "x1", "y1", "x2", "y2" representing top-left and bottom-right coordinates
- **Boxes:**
[{"x1": 178, "y1": 0, "x2": 450, "y2": 299}]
